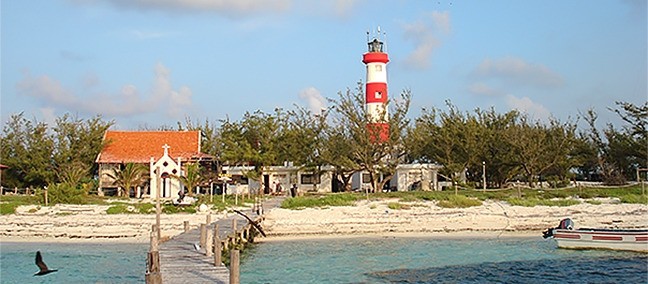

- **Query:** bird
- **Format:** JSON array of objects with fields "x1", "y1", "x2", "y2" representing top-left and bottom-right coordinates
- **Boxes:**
[{"x1": 34, "y1": 251, "x2": 58, "y2": 276}]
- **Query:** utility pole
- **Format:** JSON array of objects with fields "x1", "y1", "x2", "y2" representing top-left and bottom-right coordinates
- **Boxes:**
[{"x1": 482, "y1": 161, "x2": 486, "y2": 192}]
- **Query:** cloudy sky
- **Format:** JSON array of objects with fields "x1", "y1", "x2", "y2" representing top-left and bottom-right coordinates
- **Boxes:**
[{"x1": 2, "y1": 0, "x2": 646, "y2": 129}]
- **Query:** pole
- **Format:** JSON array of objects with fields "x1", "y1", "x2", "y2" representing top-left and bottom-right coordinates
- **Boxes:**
[
  {"x1": 210, "y1": 180, "x2": 213, "y2": 203},
  {"x1": 213, "y1": 224, "x2": 221, "y2": 266},
  {"x1": 145, "y1": 226, "x2": 162, "y2": 284},
  {"x1": 229, "y1": 249, "x2": 240, "y2": 284},
  {"x1": 184, "y1": 220, "x2": 190, "y2": 233},
  {"x1": 155, "y1": 166, "x2": 161, "y2": 241},
  {"x1": 482, "y1": 161, "x2": 486, "y2": 192},
  {"x1": 200, "y1": 224, "x2": 207, "y2": 249}
]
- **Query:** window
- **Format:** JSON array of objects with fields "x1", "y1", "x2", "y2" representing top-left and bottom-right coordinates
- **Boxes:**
[
  {"x1": 231, "y1": 175, "x2": 248, "y2": 185},
  {"x1": 300, "y1": 174, "x2": 320, "y2": 185},
  {"x1": 375, "y1": 65, "x2": 382, "y2": 72},
  {"x1": 375, "y1": 91, "x2": 382, "y2": 99},
  {"x1": 362, "y1": 173, "x2": 371, "y2": 183}
]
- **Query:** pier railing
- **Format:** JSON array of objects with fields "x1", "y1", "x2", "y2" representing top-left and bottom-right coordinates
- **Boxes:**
[{"x1": 145, "y1": 197, "x2": 284, "y2": 284}]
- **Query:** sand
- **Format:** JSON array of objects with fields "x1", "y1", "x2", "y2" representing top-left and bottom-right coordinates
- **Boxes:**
[{"x1": 1, "y1": 197, "x2": 646, "y2": 243}]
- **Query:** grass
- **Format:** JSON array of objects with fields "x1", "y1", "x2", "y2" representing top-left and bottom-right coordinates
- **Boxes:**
[
  {"x1": 506, "y1": 197, "x2": 581, "y2": 207},
  {"x1": 0, "y1": 195, "x2": 42, "y2": 215},
  {"x1": 281, "y1": 193, "x2": 361, "y2": 209},
  {"x1": 436, "y1": 195, "x2": 483, "y2": 208},
  {"x1": 387, "y1": 202, "x2": 410, "y2": 210}
]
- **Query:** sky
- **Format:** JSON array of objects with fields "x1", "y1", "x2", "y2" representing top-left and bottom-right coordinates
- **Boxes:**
[{"x1": 1, "y1": 0, "x2": 646, "y2": 130}]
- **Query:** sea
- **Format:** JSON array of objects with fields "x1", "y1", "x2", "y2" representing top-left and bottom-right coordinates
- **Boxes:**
[{"x1": 1, "y1": 237, "x2": 646, "y2": 283}]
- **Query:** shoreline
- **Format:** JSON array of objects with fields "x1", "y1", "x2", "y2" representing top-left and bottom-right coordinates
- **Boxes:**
[
  {"x1": 1, "y1": 198, "x2": 646, "y2": 244},
  {"x1": 259, "y1": 230, "x2": 541, "y2": 243}
]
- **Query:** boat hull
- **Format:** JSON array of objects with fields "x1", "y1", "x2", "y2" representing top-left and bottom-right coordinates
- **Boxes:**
[{"x1": 552, "y1": 229, "x2": 648, "y2": 252}]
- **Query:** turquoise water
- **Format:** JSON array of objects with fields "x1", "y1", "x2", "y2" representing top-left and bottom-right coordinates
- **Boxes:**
[
  {"x1": 240, "y1": 237, "x2": 648, "y2": 283},
  {"x1": 1, "y1": 238, "x2": 646, "y2": 283},
  {"x1": 0, "y1": 242, "x2": 147, "y2": 284}
]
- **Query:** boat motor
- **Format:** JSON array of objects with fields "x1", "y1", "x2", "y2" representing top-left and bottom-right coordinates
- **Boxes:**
[
  {"x1": 558, "y1": 218, "x2": 574, "y2": 230},
  {"x1": 543, "y1": 218, "x2": 574, "y2": 239}
]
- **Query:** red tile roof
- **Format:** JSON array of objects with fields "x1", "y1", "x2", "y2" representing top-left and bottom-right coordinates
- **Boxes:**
[{"x1": 96, "y1": 131, "x2": 204, "y2": 164}]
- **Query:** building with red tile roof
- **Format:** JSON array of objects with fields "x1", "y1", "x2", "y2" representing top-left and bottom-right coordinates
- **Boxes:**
[{"x1": 96, "y1": 130, "x2": 215, "y2": 198}]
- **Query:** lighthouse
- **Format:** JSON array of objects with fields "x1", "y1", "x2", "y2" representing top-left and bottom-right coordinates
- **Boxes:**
[{"x1": 363, "y1": 27, "x2": 389, "y2": 143}]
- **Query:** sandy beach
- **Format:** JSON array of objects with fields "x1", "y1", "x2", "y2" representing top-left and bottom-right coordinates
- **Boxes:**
[{"x1": 1, "y1": 197, "x2": 646, "y2": 243}]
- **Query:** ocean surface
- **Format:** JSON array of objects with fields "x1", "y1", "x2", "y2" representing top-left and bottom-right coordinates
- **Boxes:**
[{"x1": 1, "y1": 237, "x2": 646, "y2": 283}]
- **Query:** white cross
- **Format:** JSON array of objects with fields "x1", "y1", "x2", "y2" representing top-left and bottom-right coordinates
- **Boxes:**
[{"x1": 162, "y1": 144, "x2": 171, "y2": 155}]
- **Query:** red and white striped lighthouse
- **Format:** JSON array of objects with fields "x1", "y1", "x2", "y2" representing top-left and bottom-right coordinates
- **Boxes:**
[{"x1": 363, "y1": 27, "x2": 389, "y2": 143}]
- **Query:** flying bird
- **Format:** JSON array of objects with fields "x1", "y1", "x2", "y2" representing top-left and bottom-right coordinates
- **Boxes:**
[{"x1": 34, "y1": 251, "x2": 58, "y2": 276}]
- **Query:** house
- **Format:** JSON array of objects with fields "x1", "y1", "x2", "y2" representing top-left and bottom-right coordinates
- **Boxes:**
[
  {"x1": 95, "y1": 130, "x2": 215, "y2": 198},
  {"x1": 221, "y1": 164, "x2": 335, "y2": 195},
  {"x1": 352, "y1": 163, "x2": 443, "y2": 192}
]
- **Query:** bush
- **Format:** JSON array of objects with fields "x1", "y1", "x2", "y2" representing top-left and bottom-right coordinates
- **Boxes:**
[
  {"x1": 387, "y1": 202, "x2": 410, "y2": 210},
  {"x1": 507, "y1": 197, "x2": 580, "y2": 207},
  {"x1": 106, "y1": 204, "x2": 130, "y2": 214},
  {"x1": 437, "y1": 195, "x2": 482, "y2": 208},
  {"x1": 619, "y1": 194, "x2": 648, "y2": 204},
  {"x1": 45, "y1": 183, "x2": 88, "y2": 205},
  {"x1": 163, "y1": 203, "x2": 196, "y2": 213},
  {"x1": 281, "y1": 193, "x2": 360, "y2": 209},
  {"x1": 0, "y1": 202, "x2": 20, "y2": 215},
  {"x1": 137, "y1": 203, "x2": 155, "y2": 213}
]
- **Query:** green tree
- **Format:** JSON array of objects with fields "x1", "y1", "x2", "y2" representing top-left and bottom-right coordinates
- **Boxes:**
[
  {"x1": 104, "y1": 163, "x2": 148, "y2": 197},
  {"x1": 0, "y1": 113, "x2": 55, "y2": 188},
  {"x1": 173, "y1": 163, "x2": 204, "y2": 196},
  {"x1": 328, "y1": 83, "x2": 412, "y2": 193},
  {"x1": 219, "y1": 110, "x2": 281, "y2": 194}
]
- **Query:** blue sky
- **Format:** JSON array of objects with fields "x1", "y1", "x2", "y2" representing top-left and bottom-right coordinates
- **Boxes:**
[{"x1": 1, "y1": 0, "x2": 646, "y2": 130}]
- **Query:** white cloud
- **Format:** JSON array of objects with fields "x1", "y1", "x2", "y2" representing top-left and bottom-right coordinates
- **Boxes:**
[
  {"x1": 473, "y1": 57, "x2": 564, "y2": 88},
  {"x1": 298, "y1": 87, "x2": 326, "y2": 114},
  {"x1": 76, "y1": 0, "x2": 291, "y2": 17},
  {"x1": 332, "y1": 0, "x2": 361, "y2": 18},
  {"x1": 401, "y1": 11, "x2": 451, "y2": 70},
  {"x1": 467, "y1": 82, "x2": 505, "y2": 97},
  {"x1": 16, "y1": 72, "x2": 77, "y2": 105},
  {"x1": 16, "y1": 63, "x2": 193, "y2": 119},
  {"x1": 506, "y1": 95, "x2": 551, "y2": 121}
]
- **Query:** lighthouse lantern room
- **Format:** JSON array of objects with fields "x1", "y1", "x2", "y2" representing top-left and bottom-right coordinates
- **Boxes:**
[{"x1": 363, "y1": 27, "x2": 390, "y2": 143}]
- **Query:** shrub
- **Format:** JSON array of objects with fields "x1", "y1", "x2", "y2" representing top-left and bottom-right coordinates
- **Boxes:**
[
  {"x1": 0, "y1": 202, "x2": 20, "y2": 215},
  {"x1": 45, "y1": 183, "x2": 88, "y2": 205},
  {"x1": 387, "y1": 202, "x2": 410, "y2": 210},
  {"x1": 106, "y1": 204, "x2": 130, "y2": 214},
  {"x1": 137, "y1": 203, "x2": 155, "y2": 214},
  {"x1": 281, "y1": 193, "x2": 360, "y2": 209},
  {"x1": 507, "y1": 197, "x2": 580, "y2": 207},
  {"x1": 437, "y1": 195, "x2": 482, "y2": 208},
  {"x1": 619, "y1": 194, "x2": 648, "y2": 204}
]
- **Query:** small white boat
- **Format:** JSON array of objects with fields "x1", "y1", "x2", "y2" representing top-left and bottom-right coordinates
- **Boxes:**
[{"x1": 543, "y1": 219, "x2": 648, "y2": 252}]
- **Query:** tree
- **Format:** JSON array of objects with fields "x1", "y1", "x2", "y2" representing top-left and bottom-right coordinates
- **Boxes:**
[
  {"x1": 0, "y1": 113, "x2": 55, "y2": 188},
  {"x1": 104, "y1": 163, "x2": 148, "y2": 197},
  {"x1": 328, "y1": 83, "x2": 412, "y2": 193},
  {"x1": 52, "y1": 114, "x2": 113, "y2": 185},
  {"x1": 219, "y1": 110, "x2": 281, "y2": 194},
  {"x1": 173, "y1": 163, "x2": 204, "y2": 197}
]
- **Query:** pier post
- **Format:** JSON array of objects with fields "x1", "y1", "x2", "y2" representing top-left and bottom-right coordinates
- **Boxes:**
[
  {"x1": 206, "y1": 227, "x2": 213, "y2": 257},
  {"x1": 230, "y1": 249, "x2": 240, "y2": 284},
  {"x1": 145, "y1": 228, "x2": 162, "y2": 284},
  {"x1": 184, "y1": 220, "x2": 190, "y2": 233},
  {"x1": 214, "y1": 224, "x2": 221, "y2": 266},
  {"x1": 206, "y1": 214, "x2": 212, "y2": 224},
  {"x1": 200, "y1": 224, "x2": 207, "y2": 248}
]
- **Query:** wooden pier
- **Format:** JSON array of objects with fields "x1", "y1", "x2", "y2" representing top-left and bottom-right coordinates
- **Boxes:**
[{"x1": 147, "y1": 197, "x2": 284, "y2": 284}]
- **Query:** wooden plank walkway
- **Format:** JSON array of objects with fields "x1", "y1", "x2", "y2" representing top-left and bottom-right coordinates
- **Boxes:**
[{"x1": 158, "y1": 197, "x2": 285, "y2": 283}]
